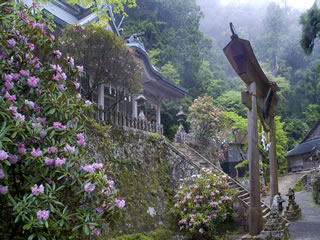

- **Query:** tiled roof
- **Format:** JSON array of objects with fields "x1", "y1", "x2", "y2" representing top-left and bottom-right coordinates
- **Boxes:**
[{"x1": 286, "y1": 137, "x2": 320, "y2": 157}]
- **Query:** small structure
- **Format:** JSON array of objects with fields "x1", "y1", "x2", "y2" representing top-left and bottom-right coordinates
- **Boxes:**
[
  {"x1": 259, "y1": 195, "x2": 289, "y2": 240},
  {"x1": 287, "y1": 119, "x2": 320, "y2": 172},
  {"x1": 284, "y1": 188, "x2": 301, "y2": 220}
]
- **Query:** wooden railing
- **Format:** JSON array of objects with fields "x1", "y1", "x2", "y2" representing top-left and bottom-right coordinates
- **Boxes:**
[{"x1": 92, "y1": 107, "x2": 163, "y2": 135}]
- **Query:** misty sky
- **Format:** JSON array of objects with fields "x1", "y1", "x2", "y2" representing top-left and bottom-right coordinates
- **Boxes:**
[{"x1": 220, "y1": 0, "x2": 315, "y2": 9}]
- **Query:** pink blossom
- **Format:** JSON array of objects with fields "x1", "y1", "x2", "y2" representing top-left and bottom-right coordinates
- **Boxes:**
[
  {"x1": 53, "y1": 50, "x2": 62, "y2": 59},
  {"x1": 53, "y1": 122, "x2": 66, "y2": 130},
  {"x1": 32, "y1": 2, "x2": 38, "y2": 8},
  {"x1": 31, "y1": 148, "x2": 42, "y2": 157},
  {"x1": 92, "y1": 163, "x2": 103, "y2": 169},
  {"x1": 76, "y1": 65, "x2": 84, "y2": 72},
  {"x1": 210, "y1": 202, "x2": 218, "y2": 206},
  {"x1": 76, "y1": 93, "x2": 82, "y2": 99},
  {"x1": 73, "y1": 81, "x2": 80, "y2": 89},
  {"x1": 3, "y1": 74, "x2": 12, "y2": 81},
  {"x1": 82, "y1": 34, "x2": 87, "y2": 39},
  {"x1": 50, "y1": 34, "x2": 55, "y2": 40},
  {"x1": 58, "y1": 83, "x2": 66, "y2": 91},
  {"x1": 37, "y1": 210, "x2": 49, "y2": 221},
  {"x1": 7, "y1": 38, "x2": 16, "y2": 47},
  {"x1": 25, "y1": 99, "x2": 35, "y2": 109},
  {"x1": 31, "y1": 184, "x2": 44, "y2": 196},
  {"x1": 47, "y1": 146, "x2": 58, "y2": 154},
  {"x1": 0, "y1": 150, "x2": 8, "y2": 161},
  {"x1": 5, "y1": 80, "x2": 13, "y2": 90},
  {"x1": 28, "y1": 42, "x2": 35, "y2": 51},
  {"x1": 50, "y1": 64, "x2": 62, "y2": 73},
  {"x1": 84, "y1": 182, "x2": 95, "y2": 193},
  {"x1": 44, "y1": 157, "x2": 54, "y2": 166},
  {"x1": 81, "y1": 164, "x2": 95, "y2": 173},
  {"x1": 9, "y1": 155, "x2": 18, "y2": 164},
  {"x1": 84, "y1": 100, "x2": 92, "y2": 106},
  {"x1": 67, "y1": 56, "x2": 74, "y2": 67},
  {"x1": 64, "y1": 144, "x2": 75, "y2": 154},
  {"x1": 27, "y1": 76, "x2": 40, "y2": 88},
  {"x1": 19, "y1": 69, "x2": 30, "y2": 77},
  {"x1": 0, "y1": 185, "x2": 8, "y2": 194},
  {"x1": 92, "y1": 229, "x2": 101, "y2": 236},
  {"x1": 77, "y1": 133, "x2": 85, "y2": 146},
  {"x1": 55, "y1": 157, "x2": 65, "y2": 167},
  {"x1": 0, "y1": 169, "x2": 5, "y2": 179},
  {"x1": 115, "y1": 199, "x2": 125, "y2": 209},
  {"x1": 40, "y1": 129, "x2": 47, "y2": 138},
  {"x1": 5, "y1": 92, "x2": 16, "y2": 101},
  {"x1": 108, "y1": 180, "x2": 114, "y2": 190}
]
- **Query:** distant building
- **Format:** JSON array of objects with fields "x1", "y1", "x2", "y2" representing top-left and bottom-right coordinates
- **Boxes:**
[{"x1": 287, "y1": 119, "x2": 320, "y2": 172}]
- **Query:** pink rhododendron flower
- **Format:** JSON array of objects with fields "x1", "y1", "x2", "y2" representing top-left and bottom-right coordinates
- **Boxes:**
[
  {"x1": 82, "y1": 34, "x2": 87, "y2": 39},
  {"x1": 27, "y1": 76, "x2": 40, "y2": 88},
  {"x1": 31, "y1": 148, "x2": 42, "y2": 157},
  {"x1": 108, "y1": 180, "x2": 114, "y2": 190},
  {"x1": 50, "y1": 34, "x2": 55, "y2": 40},
  {"x1": 58, "y1": 83, "x2": 66, "y2": 91},
  {"x1": 67, "y1": 56, "x2": 74, "y2": 67},
  {"x1": 28, "y1": 42, "x2": 35, "y2": 51},
  {"x1": 3, "y1": 74, "x2": 12, "y2": 81},
  {"x1": 44, "y1": 157, "x2": 54, "y2": 166},
  {"x1": 115, "y1": 199, "x2": 125, "y2": 209},
  {"x1": 47, "y1": 146, "x2": 58, "y2": 154},
  {"x1": 0, "y1": 185, "x2": 8, "y2": 195},
  {"x1": 84, "y1": 182, "x2": 95, "y2": 193},
  {"x1": 84, "y1": 100, "x2": 92, "y2": 106},
  {"x1": 37, "y1": 210, "x2": 49, "y2": 220},
  {"x1": 9, "y1": 155, "x2": 18, "y2": 164},
  {"x1": 0, "y1": 150, "x2": 8, "y2": 161},
  {"x1": 53, "y1": 122, "x2": 66, "y2": 130},
  {"x1": 55, "y1": 157, "x2": 66, "y2": 167},
  {"x1": 31, "y1": 184, "x2": 44, "y2": 196},
  {"x1": 73, "y1": 81, "x2": 80, "y2": 89},
  {"x1": 0, "y1": 169, "x2": 5, "y2": 179},
  {"x1": 32, "y1": 2, "x2": 38, "y2": 8},
  {"x1": 53, "y1": 50, "x2": 62, "y2": 59},
  {"x1": 5, "y1": 92, "x2": 16, "y2": 101},
  {"x1": 77, "y1": 133, "x2": 85, "y2": 146},
  {"x1": 25, "y1": 99, "x2": 35, "y2": 109},
  {"x1": 5, "y1": 80, "x2": 13, "y2": 90},
  {"x1": 76, "y1": 65, "x2": 84, "y2": 72},
  {"x1": 76, "y1": 93, "x2": 82, "y2": 99},
  {"x1": 64, "y1": 144, "x2": 75, "y2": 154},
  {"x1": 7, "y1": 38, "x2": 16, "y2": 47},
  {"x1": 19, "y1": 69, "x2": 30, "y2": 77},
  {"x1": 50, "y1": 64, "x2": 62, "y2": 73},
  {"x1": 92, "y1": 229, "x2": 100, "y2": 236}
]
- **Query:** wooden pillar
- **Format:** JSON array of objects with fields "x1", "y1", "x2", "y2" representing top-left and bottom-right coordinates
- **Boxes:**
[
  {"x1": 269, "y1": 116, "x2": 279, "y2": 203},
  {"x1": 98, "y1": 84, "x2": 104, "y2": 121},
  {"x1": 156, "y1": 104, "x2": 161, "y2": 126},
  {"x1": 247, "y1": 82, "x2": 263, "y2": 236},
  {"x1": 132, "y1": 97, "x2": 137, "y2": 118}
]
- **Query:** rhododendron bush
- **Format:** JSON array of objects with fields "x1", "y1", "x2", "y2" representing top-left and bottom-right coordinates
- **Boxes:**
[
  {"x1": 173, "y1": 169, "x2": 235, "y2": 234},
  {"x1": 0, "y1": 3, "x2": 124, "y2": 239}
]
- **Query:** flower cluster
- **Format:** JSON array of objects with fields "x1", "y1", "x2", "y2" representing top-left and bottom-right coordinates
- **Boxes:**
[
  {"x1": 173, "y1": 169, "x2": 234, "y2": 234},
  {"x1": 0, "y1": 3, "x2": 125, "y2": 239}
]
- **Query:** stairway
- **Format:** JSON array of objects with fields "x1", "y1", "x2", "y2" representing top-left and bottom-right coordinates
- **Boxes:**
[{"x1": 171, "y1": 142, "x2": 284, "y2": 223}]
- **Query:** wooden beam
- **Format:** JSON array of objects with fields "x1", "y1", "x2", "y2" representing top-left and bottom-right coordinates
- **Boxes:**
[
  {"x1": 247, "y1": 82, "x2": 263, "y2": 236},
  {"x1": 241, "y1": 91, "x2": 252, "y2": 110}
]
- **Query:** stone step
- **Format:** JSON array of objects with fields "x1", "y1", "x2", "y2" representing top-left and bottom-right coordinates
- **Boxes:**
[{"x1": 238, "y1": 192, "x2": 250, "y2": 199}]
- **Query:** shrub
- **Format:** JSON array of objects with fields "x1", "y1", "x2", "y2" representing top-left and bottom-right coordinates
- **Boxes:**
[
  {"x1": 173, "y1": 169, "x2": 235, "y2": 235},
  {"x1": 0, "y1": 3, "x2": 124, "y2": 239}
]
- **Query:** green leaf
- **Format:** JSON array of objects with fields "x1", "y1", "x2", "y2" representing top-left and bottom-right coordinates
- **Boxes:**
[
  {"x1": 83, "y1": 224, "x2": 89, "y2": 235},
  {"x1": 23, "y1": 223, "x2": 32, "y2": 230},
  {"x1": 28, "y1": 234, "x2": 35, "y2": 240}
]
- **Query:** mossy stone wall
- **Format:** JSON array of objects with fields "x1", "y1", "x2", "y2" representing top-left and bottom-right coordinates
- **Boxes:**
[{"x1": 87, "y1": 122, "x2": 199, "y2": 237}]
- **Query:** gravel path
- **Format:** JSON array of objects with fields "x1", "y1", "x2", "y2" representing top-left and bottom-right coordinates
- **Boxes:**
[{"x1": 289, "y1": 191, "x2": 320, "y2": 240}]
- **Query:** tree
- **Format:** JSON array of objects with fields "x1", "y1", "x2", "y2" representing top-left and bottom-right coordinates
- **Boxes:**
[
  {"x1": 300, "y1": 3, "x2": 320, "y2": 55},
  {"x1": 61, "y1": 24, "x2": 142, "y2": 107},
  {"x1": 188, "y1": 95, "x2": 226, "y2": 144}
]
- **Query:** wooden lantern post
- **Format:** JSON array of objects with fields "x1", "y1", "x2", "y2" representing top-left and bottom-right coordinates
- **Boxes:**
[{"x1": 223, "y1": 23, "x2": 279, "y2": 236}]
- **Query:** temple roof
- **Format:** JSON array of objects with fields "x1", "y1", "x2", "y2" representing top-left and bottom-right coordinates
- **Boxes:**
[{"x1": 28, "y1": 0, "x2": 187, "y2": 101}]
